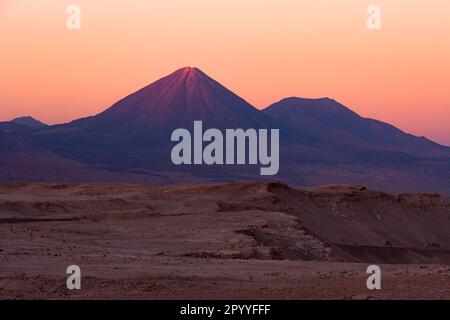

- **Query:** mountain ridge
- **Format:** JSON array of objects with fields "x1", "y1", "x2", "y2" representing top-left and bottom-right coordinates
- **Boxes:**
[
  {"x1": 2, "y1": 67, "x2": 450, "y2": 194},
  {"x1": 264, "y1": 96, "x2": 450, "y2": 159}
]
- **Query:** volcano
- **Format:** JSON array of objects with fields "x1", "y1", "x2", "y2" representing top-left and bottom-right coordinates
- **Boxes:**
[
  {"x1": 32, "y1": 67, "x2": 293, "y2": 175},
  {"x1": 35, "y1": 67, "x2": 278, "y2": 149},
  {"x1": 97, "y1": 67, "x2": 274, "y2": 130}
]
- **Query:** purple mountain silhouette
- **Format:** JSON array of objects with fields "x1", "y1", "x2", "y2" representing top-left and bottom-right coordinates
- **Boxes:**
[
  {"x1": 264, "y1": 97, "x2": 450, "y2": 159},
  {"x1": 33, "y1": 67, "x2": 313, "y2": 170},
  {"x1": 11, "y1": 116, "x2": 47, "y2": 128},
  {"x1": 2, "y1": 67, "x2": 450, "y2": 194},
  {"x1": 36, "y1": 67, "x2": 279, "y2": 148},
  {"x1": 0, "y1": 117, "x2": 46, "y2": 151},
  {"x1": 98, "y1": 67, "x2": 274, "y2": 129},
  {"x1": 32, "y1": 67, "x2": 303, "y2": 175}
]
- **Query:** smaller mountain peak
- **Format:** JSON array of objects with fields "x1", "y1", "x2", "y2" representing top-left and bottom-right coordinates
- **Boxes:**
[
  {"x1": 11, "y1": 116, "x2": 47, "y2": 127},
  {"x1": 282, "y1": 97, "x2": 333, "y2": 103},
  {"x1": 265, "y1": 96, "x2": 361, "y2": 122}
]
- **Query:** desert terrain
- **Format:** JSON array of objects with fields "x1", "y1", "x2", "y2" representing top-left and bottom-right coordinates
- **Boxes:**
[{"x1": 0, "y1": 182, "x2": 449, "y2": 300}]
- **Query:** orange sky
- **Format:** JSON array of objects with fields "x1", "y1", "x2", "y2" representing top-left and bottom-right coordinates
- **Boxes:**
[{"x1": 0, "y1": 0, "x2": 449, "y2": 145}]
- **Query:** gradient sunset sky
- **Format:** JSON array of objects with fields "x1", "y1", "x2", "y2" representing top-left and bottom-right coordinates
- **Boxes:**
[{"x1": 1, "y1": 0, "x2": 449, "y2": 145}]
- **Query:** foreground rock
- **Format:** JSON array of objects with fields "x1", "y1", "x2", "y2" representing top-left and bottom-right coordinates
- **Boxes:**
[{"x1": 0, "y1": 182, "x2": 449, "y2": 299}]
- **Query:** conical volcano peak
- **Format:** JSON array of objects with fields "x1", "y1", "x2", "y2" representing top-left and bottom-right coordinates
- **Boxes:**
[
  {"x1": 92, "y1": 66, "x2": 273, "y2": 130},
  {"x1": 172, "y1": 66, "x2": 203, "y2": 76},
  {"x1": 171, "y1": 66, "x2": 210, "y2": 85},
  {"x1": 177, "y1": 66, "x2": 200, "y2": 74}
]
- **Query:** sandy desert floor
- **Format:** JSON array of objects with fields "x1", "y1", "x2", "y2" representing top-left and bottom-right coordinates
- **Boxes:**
[{"x1": 0, "y1": 182, "x2": 449, "y2": 300}]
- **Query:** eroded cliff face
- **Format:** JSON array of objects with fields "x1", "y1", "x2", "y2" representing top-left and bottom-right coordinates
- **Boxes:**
[{"x1": 1, "y1": 182, "x2": 449, "y2": 264}]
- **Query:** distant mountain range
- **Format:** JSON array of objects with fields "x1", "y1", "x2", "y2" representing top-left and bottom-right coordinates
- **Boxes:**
[{"x1": 2, "y1": 67, "x2": 450, "y2": 194}]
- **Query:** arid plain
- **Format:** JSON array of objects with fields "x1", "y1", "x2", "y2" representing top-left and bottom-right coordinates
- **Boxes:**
[{"x1": 0, "y1": 182, "x2": 449, "y2": 299}]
